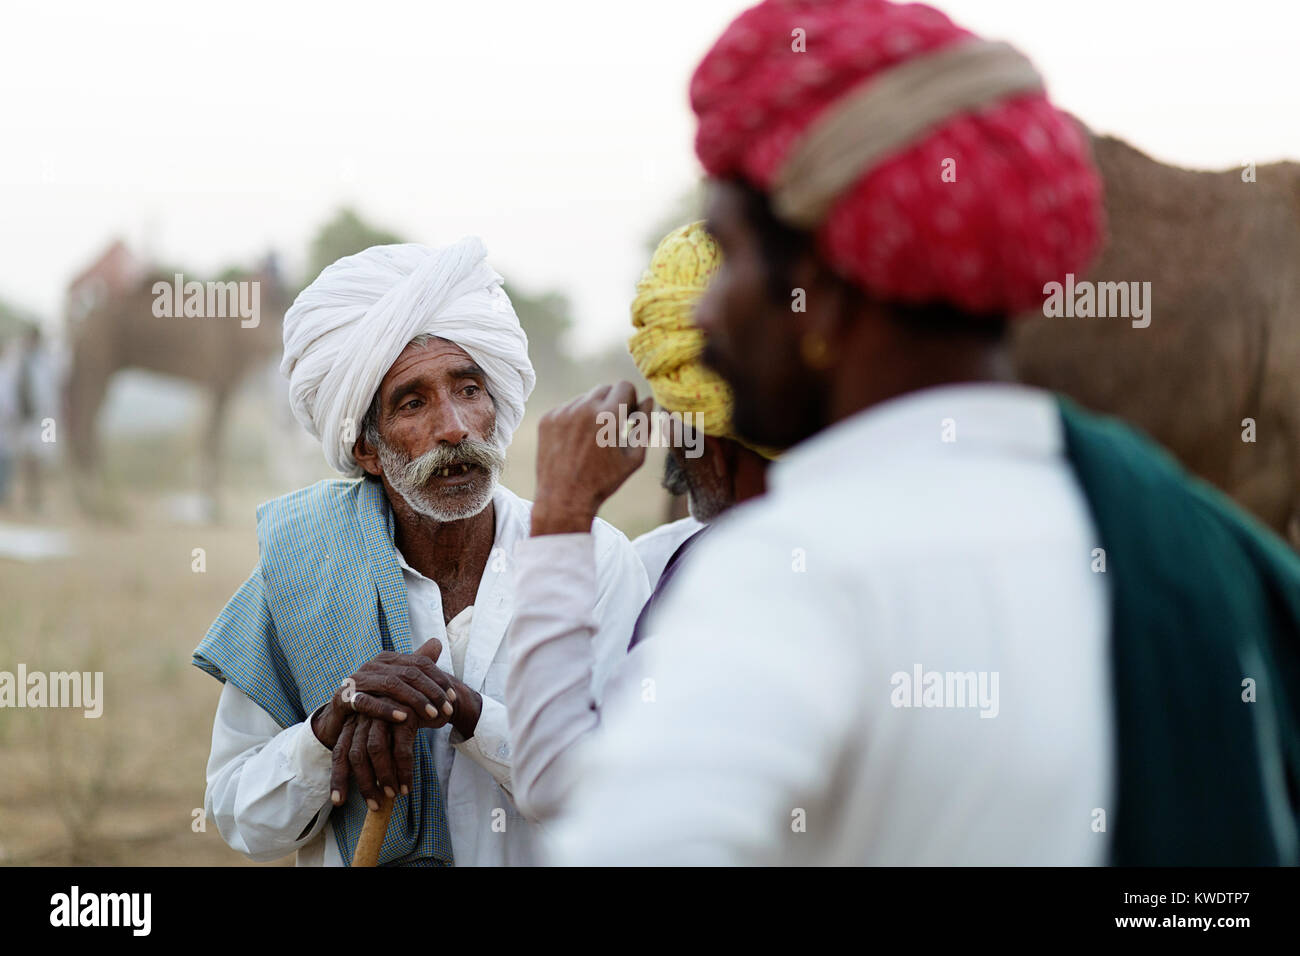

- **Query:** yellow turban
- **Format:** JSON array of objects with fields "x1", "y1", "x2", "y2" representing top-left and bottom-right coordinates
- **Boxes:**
[{"x1": 628, "y1": 221, "x2": 740, "y2": 442}]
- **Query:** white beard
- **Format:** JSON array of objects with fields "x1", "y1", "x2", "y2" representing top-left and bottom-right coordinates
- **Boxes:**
[{"x1": 376, "y1": 430, "x2": 504, "y2": 523}]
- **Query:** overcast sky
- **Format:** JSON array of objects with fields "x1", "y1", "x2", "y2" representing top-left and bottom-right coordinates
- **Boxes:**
[{"x1": 2, "y1": 0, "x2": 1297, "y2": 352}]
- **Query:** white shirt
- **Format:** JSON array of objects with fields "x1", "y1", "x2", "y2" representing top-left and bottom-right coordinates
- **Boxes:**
[
  {"x1": 547, "y1": 383, "x2": 1116, "y2": 865},
  {"x1": 505, "y1": 516, "x2": 705, "y2": 823},
  {"x1": 445, "y1": 606, "x2": 474, "y2": 680},
  {"x1": 632, "y1": 516, "x2": 705, "y2": 586},
  {"x1": 505, "y1": 534, "x2": 658, "y2": 822},
  {"x1": 203, "y1": 484, "x2": 649, "y2": 866}
]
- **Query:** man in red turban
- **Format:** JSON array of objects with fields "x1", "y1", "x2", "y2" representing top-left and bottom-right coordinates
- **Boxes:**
[
  {"x1": 546, "y1": 0, "x2": 1300, "y2": 865},
  {"x1": 688, "y1": 0, "x2": 1103, "y2": 451}
]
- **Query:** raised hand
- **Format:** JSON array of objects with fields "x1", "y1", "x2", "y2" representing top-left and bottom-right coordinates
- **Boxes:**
[{"x1": 531, "y1": 381, "x2": 655, "y2": 536}]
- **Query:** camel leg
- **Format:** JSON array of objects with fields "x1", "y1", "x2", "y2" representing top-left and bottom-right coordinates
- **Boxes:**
[
  {"x1": 21, "y1": 444, "x2": 42, "y2": 514},
  {"x1": 200, "y1": 386, "x2": 230, "y2": 522},
  {"x1": 64, "y1": 356, "x2": 113, "y2": 517}
]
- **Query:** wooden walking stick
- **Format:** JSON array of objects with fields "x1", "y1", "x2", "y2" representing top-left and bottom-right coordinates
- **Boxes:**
[{"x1": 351, "y1": 794, "x2": 395, "y2": 867}]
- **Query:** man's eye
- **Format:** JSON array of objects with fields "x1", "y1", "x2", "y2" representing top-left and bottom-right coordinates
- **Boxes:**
[
  {"x1": 463, "y1": 385, "x2": 480, "y2": 397},
  {"x1": 401, "y1": 398, "x2": 422, "y2": 410}
]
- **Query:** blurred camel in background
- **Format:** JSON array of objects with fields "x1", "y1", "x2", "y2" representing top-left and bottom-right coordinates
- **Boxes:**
[
  {"x1": 1014, "y1": 134, "x2": 1300, "y2": 546},
  {"x1": 62, "y1": 244, "x2": 290, "y2": 516},
  {"x1": 52, "y1": 143, "x2": 1300, "y2": 543}
]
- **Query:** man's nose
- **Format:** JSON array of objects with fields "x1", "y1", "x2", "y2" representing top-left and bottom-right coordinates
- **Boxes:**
[{"x1": 428, "y1": 400, "x2": 470, "y2": 446}]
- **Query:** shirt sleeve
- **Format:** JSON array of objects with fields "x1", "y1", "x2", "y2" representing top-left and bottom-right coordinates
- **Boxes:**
[
  {"x1": 204, "y1": 680, "x2": 337, "y2": 863},
  {"x1": 504, "y1": 529, "x2": 650, "y2": 822},
  {"x1": 450, "y1": 694, "x2": 513, "y2": 791},
  {"x1": 548, "y1": 522, "x2": 867, "y2": 865}
]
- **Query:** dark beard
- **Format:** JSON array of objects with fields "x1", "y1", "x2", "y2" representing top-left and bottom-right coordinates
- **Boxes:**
[
  {"x1": 710, "y1": 346, "x2": 826, "y2": 451},
  {"x1": 662, "y1": 451, "x2": 690, "y2": 497}
]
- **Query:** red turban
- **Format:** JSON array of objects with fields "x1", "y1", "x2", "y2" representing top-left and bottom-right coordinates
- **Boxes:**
[{"x1": 690, "y1": 0, "x2": 1103, "y2": 316}]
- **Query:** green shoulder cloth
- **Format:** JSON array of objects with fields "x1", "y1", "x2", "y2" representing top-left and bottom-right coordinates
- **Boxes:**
[{"x1": 1059, "y1": 397, "x2": 1300, "y2": 865}]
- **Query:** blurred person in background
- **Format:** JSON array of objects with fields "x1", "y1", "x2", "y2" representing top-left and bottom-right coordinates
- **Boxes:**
[
  {"x1": 0, "y1": 324, "x2": 60, "y2": 513},
  {"x1": 504, "y1": 221, "x2": 773, "y2": 822},
  {"x1": 547, "y1": 0, "x2": 1300, "y2": 865},
  {"x1": 0, "y1": 331, "x2": 17, "y2": 505},
  {"x1": 193, "y1": 238, "x2": 647, "y2": 866}
]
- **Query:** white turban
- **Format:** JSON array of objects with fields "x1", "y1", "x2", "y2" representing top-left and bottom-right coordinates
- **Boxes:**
[{"x1": 280, "y1": 237, "x2": 535, "y2": 477}]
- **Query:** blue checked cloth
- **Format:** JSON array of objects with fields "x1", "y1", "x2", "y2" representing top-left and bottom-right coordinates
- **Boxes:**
[{"x1": 193, "y1": 477, "x2": 453, "y2": 867}]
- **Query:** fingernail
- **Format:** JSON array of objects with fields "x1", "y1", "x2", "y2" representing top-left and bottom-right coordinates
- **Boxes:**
[
  {"x1": 400, "y1": 785, "x2": 409, "y2": 796},
  {"x1": 331, "y1": 790, "x2": 341, "y2": 805},
  {"x1": 426, "y1": 704, "x2": 438, "y2": 718},
  {"x1": 442, "y1": 702, "x2": 454, "y2": 716},
  {"x1": 393, "y1": 710, "x2": 407, "y2": 722},
  {"x1": 367, "y1": 799, "x2": 379, "y2": 812},
  {"x1": 384, "y1": 787, "x2": 395, "y2": 798},
  {"x1": 447, "y1": 688, "x2": 457, "y2": 702}
]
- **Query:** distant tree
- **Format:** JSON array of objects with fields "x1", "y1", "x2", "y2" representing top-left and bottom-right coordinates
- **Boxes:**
[
  {"x1": 504, "y1": 284, "x2": 578, "y2": 399},
  {"x1": 304, "y1": 208, "x2": 406, "y2": 288},
  {"x1": 300, "y1": 208, "x2": 587, "y2": 400}
]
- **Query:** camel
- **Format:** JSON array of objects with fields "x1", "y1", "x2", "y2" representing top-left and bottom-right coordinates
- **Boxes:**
[
  {"x1": 1013, "y1": 134, "x2": 1300, "y2": 546},
  {"x1": 62, "y1": 257, "x2": 289, "y2": 516}
]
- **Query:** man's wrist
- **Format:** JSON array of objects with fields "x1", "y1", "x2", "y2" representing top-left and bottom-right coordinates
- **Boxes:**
[
  {"x1": 310, "y1": 702, "x2": 342, "y2": 750},
  {"x1": 450, "y1": 682, "x2": 482, "y2": 739},
  {"x1": 530, "y1": 496, "x2": 596, "y2": 536}
]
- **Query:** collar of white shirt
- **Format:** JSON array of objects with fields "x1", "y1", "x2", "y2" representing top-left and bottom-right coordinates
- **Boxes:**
[
  {"x1": 769, "y1": 382, "x2": 1064, "y2": 493},
  {"x1": 381, "y1": 483, "x2": 529, "y2": 692}
]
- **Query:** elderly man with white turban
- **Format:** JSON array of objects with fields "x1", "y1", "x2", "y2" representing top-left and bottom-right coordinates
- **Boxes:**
[{"x1": 193, "y1": 237, "x2": 648, "y2": 867}]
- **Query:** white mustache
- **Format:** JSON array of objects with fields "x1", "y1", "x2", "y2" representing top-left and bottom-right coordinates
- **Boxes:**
[{"x1": 403, "y1": 437, "x2": 504, "y2": 487}]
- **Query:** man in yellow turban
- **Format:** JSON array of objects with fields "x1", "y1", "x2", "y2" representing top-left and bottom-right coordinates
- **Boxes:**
[
  {"x1": 501, "y1": 222, "x2": 772, "y2": 822},
  {"x1": 625, "y1": 221, "x2": 773, "y2": 604}
]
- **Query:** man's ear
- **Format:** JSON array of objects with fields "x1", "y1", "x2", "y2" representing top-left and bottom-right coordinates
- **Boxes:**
[
  {"x1": 352, "y1": 432, "x2": 383, "y2": 478},
  {"x1": 783, "y1": 252, "x2": 822, "y2": 335},
  {"x1": 703, "y1": 434, "x2": 733, "y2": 483},
  {"x1": 789, "y1": 253, "x2": 860, "y2": 369}
]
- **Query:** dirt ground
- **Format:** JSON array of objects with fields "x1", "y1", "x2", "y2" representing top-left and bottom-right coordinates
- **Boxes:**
[
  {"x1": 0, "y1": 412, "x2": 671, "y2": 866},
  {"x1": 0, "y1": 493, "x2": 275, "y2": 865}
]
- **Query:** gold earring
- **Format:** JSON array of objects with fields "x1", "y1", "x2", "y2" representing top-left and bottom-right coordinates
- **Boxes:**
[{"x1": 800, "y1": 332, "x2": 832, "y2": 369}]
